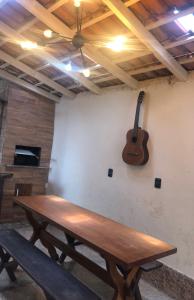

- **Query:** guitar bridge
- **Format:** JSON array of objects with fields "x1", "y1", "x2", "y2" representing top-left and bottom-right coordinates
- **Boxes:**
[{"x1": 128, "y1": 153, "x2": 139, "y2": 157}]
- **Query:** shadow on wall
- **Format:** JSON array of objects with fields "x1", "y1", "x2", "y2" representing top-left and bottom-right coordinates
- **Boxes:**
[{"x1": 47, "y1": 182, "x2": 65, "y2": 196}]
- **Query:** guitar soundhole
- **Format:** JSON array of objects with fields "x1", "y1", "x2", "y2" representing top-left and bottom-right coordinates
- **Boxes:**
[{"x1": 132, "y1": 136, "x2": 137, "y2": 143}]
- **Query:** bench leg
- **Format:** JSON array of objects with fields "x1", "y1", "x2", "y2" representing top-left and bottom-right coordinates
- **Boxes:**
[
  {"x1": 44, "y1": 292, "x2": 55, "y2": 300},
  {"x1": 0, "y1": 247, "x2": 16, "y2": 282},
  {"x1": 5, "y1": 264, "x2": 17, "y2": 282}
]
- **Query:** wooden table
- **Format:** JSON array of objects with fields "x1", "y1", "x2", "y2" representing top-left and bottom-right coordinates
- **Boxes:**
[{"x1": 15, "y1": 195, "x2": 177, "y2": 300}]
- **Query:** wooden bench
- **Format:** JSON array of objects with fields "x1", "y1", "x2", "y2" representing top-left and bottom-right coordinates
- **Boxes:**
[{"x1": 0, "y1": 229, "x2": 100, "y2": 300}]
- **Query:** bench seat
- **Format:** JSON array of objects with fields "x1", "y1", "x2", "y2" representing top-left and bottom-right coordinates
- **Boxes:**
[{"x1": 0, "y1": 229, "x2": 100, "y2": 300}]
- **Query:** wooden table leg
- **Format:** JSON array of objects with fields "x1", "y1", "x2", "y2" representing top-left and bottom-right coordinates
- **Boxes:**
[
  {"x1": 25, "y1": 210, "x2": 59, "y2": 261},
  {"x1": 125, "y1": 266, "x2": 140, "y2": 300},
  {"x1": 106, "y1": 259, "x2": 139, "y2": 300},
  {"x1": 59, "y1": 233, "x2": 76, "y2": 263},
  {"x1": 25, "y1": 211, "x2": 48, "y2": 244}
]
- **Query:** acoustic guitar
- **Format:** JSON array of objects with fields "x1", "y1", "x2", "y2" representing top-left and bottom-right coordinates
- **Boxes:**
[{"x1": 122, "y1": 91, "x2": 149, "y2": 166}]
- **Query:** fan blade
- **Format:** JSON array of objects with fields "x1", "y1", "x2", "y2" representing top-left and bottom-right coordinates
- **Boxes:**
[
  {"x1": 83, "y1": 39, "x2": 146, "y2": 51},
  {"x1": 57, "y1": 36, "x2": 73, "y2": 41},
  {"x1": 45, "y1": 39, "x2": 72, "y2": 45},
  {"x1": 80, "y1": 47, "x2": 86, "y2": 69}
]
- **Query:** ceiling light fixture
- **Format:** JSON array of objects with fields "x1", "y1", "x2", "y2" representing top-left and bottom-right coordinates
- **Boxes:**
[
  {"x1": 65, "y1": 61, "x2": 72, "y2": 72},
  {"x1": 39, "y1": 1, "x2": 133, "y2": 77},
  {"x1": 20, "y1": 41, "x2": 38, "y2": 50},
  {"x1": 106, "y1": 36, "x2": 127, "y2": 52},
  {"x1": 82, "y1": 68, "x2": 90, "y2": 77},
  {"x1": 74, "y1": 0, "x2": 81, "y2": 7},
  {"x1": 173, "y1": 7, "x2": 180, "y2": 15},
  {"x1": 43, "y1": 29, "x2": 53, "y2": 39}
]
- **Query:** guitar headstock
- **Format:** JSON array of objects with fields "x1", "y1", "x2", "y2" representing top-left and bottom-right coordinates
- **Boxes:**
[{"x1": 137, "y1": 91, "x2": 145, "y2": 104}]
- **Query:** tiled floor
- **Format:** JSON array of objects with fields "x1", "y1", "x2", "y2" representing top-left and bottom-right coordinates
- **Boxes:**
[{"x1": 0, "y1": 223, "x2": 174, "y2": 300}]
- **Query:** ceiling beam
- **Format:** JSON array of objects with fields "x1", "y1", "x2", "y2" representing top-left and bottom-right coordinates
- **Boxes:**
[
  {"x1": 83, "y1": 45, "x2": 137, "y2": 88},
  {"x1": 0, "y1": 48, "x2": 75, "y2": 98},
  {"x1": 0, "y1": 68, "x2": 60, "y2": 102},
  {"x1": 102, "y1": 0, "x2": 188, "y2": 81},
  {"x1": 15, "y1": 0, "x2": 138, "y2": 89},
  {"x1": 0, "y1": 20, "x2": 101, "y2": 94},
  {"x1": 47, "y1": 0, "x2": 69, "y2": 12}
]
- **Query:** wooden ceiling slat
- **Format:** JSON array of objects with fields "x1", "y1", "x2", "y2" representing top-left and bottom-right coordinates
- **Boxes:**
[
  {"x1": 0, "y1": 1, "x2": 72, "y2": 62},
  {"x1": 147, "y1": 6, "x2": 194, "y2": 30},
  {"x1": 74, "y1": 0, "x2": 141, "y2": 31},
  {"x1": 47, "y1": 0, "x2": 69, "y2": 12},
  {"x1": 0, "y1": 0, "x2": 194, "y2": 92},
  {"x1": 16, "y1": 0, "x2": 138, "y2": 89},
  {"x1": 0, "y1": 18, "x2": 101, "y2": 94},
  {"x1": 0, "y1": 67, "x2": 60, "y2": 101},
  {"x1": 102, "y1": 0, "x2": 188, "y2": 81},
  {"x1": 0, "y1": 48, "x2": 75, "y2": 97}
]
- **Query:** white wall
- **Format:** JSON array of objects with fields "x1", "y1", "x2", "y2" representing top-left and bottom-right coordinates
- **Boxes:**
[{"x1": 48, "y1": 74, "x2": 194, "y2": 280}]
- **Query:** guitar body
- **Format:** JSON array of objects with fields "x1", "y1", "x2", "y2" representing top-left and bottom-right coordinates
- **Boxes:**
[
  {"x1": 122, "y1": 91, "x2": 149, "y2": 166},
  {"x1": 122, "y1": 128, "x2": 149, "y2": 165}
]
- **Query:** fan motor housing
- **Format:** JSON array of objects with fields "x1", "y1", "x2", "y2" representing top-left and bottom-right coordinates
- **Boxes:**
[{"x1": 72, "y1": 33, "x2": 85, "y2": 49}]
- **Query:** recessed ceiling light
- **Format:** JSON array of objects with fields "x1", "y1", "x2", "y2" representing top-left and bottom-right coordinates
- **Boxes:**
[{"x1": 176, "y1": 14, "x2": 194, "y2": 33}]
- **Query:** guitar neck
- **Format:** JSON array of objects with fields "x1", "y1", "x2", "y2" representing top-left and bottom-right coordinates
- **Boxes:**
[
  {"x1": 133, "y1": 91, "x2": 145, "y2": 136},
  {"x1": 133, "y1": 102, "x2": 141, "y2": 130}
]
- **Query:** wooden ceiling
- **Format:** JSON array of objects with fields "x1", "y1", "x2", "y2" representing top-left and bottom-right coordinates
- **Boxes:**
[{"x1": 0, "y1": 0, "x2": 194, "y2": 101}]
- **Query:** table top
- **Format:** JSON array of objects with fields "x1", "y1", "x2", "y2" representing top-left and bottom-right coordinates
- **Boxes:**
[{"x1": 15, "y1": 195, "x2": 177, "y2": 267}]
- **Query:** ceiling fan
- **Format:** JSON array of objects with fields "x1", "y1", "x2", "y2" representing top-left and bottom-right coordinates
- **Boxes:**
[{"x1": 20, "y1": 0, "x2": 141, "y2": 77}]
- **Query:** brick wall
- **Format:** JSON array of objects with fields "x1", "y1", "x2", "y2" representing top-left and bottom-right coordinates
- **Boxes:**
[{"x1": 0, "y1": 83, "x2": 55, "y2": 222}]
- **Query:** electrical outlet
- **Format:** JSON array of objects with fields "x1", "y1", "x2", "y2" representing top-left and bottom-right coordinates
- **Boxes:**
[
  {"x1": 155, "y1": 178, "x2": 162, "y2": 189},
  {"x1": 108, "y1": 169, "x2": 113, "y2": 177}
]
